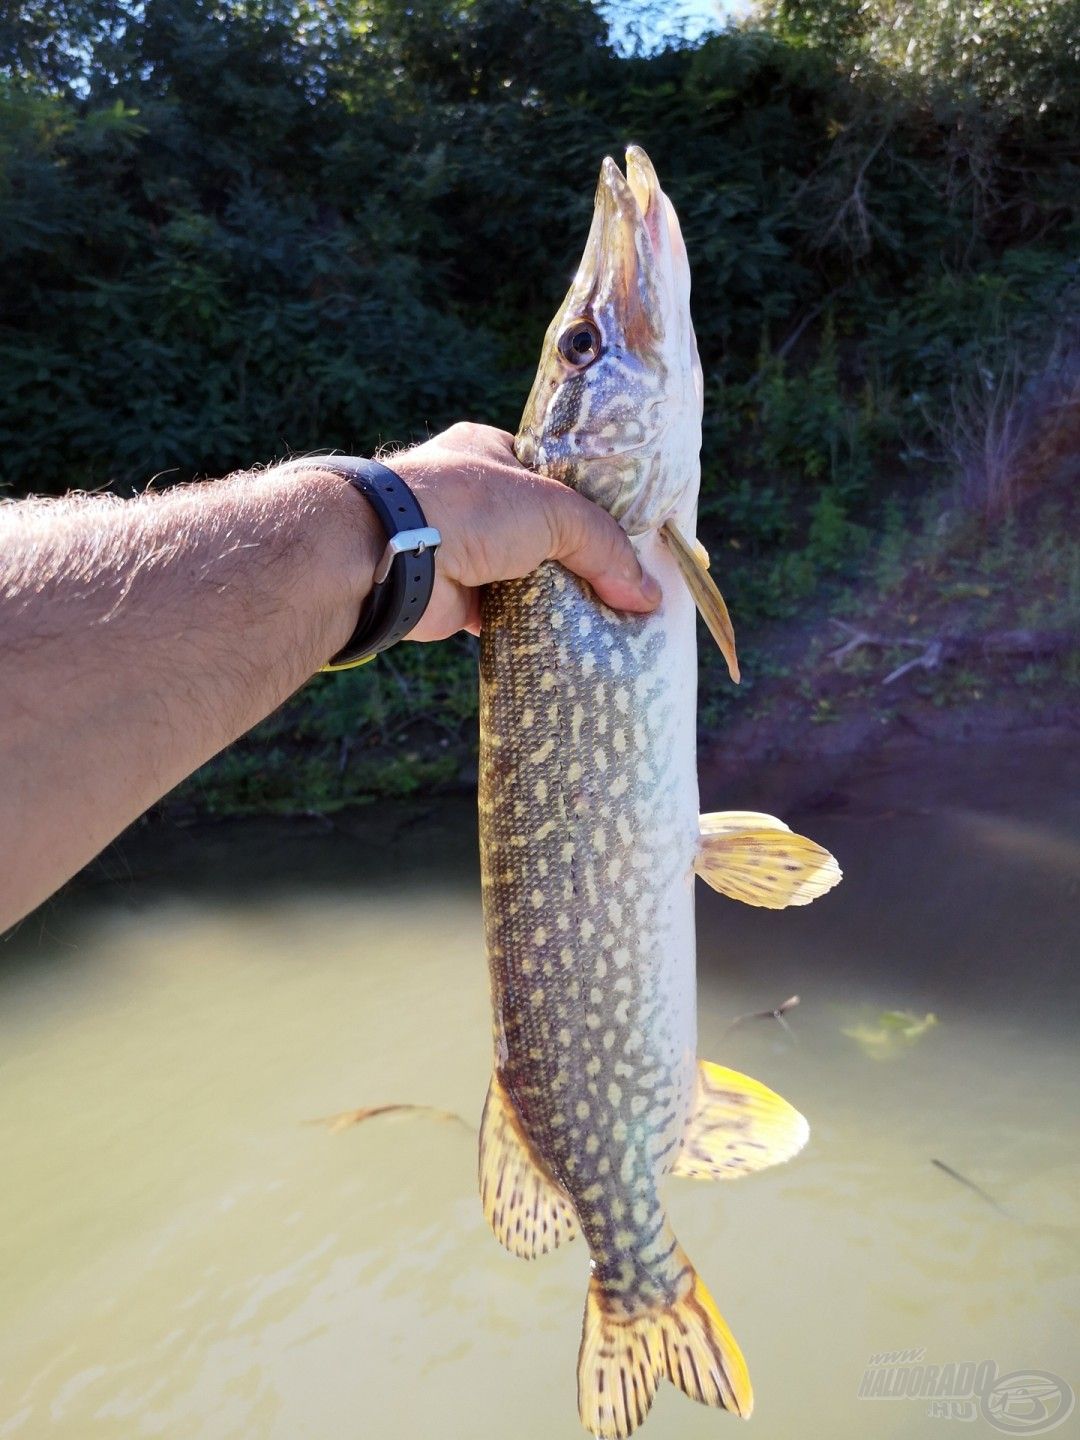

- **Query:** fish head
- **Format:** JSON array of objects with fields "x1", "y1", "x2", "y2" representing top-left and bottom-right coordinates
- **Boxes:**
[{"x1": 516, "y1": 146, "x2": 703, "y2": 536}]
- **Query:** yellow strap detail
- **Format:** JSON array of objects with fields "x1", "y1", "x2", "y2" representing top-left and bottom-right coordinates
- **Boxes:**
[{"x1": 320, "y1": 652, "x2": 377, "y2": 673}]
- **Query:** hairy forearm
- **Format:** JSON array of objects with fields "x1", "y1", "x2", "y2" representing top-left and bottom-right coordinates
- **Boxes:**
[
  {"x1": 0, "y1": 466, "x2": 378, "y2": 929},
  {"x1": 0, "y1": 422, "x2": 660, "y2": 932}
]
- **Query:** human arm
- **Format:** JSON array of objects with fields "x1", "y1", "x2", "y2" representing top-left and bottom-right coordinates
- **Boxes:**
[{"x1": 0, "y1": 423, "x2": 658, "y2": 931}]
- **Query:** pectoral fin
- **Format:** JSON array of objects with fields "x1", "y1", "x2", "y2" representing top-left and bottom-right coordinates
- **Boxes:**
[
  {"x1": 695, "y1": 811, "x2": 842, "y2": 908},
  {"x1": 479, "y1": 1072, "x2": 579, "y2": 1259},
  {"x1": 672, "y1": 1061, "x2": 809, "y2": 1181},
  {"x1": 662, "y1": 521, "x2": 740, "y2": 683}
]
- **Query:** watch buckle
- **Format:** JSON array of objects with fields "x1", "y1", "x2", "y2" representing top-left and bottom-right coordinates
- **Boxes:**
[{"x1": 372, "y1": 526, "x2": 442, "y2": 585}]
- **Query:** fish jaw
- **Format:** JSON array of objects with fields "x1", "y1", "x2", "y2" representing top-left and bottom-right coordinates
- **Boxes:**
[{"x1": 516, "y1": 147, "x2": 702, "y2": 536}]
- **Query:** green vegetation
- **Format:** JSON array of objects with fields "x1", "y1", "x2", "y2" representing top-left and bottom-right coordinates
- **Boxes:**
[{"x1": 3, "y1": 0, "x2": 1076, "y2": 813}]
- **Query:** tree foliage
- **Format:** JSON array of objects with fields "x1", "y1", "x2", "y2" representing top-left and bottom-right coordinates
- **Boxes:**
[
  {"x1": 1, "y1": 0, "x2": 1075, "y2": 499},
  {"x1": 1, "y1": 0, "x2": 1076, "y2": 807}
]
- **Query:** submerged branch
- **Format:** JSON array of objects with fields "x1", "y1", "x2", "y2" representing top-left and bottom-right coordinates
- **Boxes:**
[{"x1": 829, "y1": 620, "x2": 1073, "y2": 685}]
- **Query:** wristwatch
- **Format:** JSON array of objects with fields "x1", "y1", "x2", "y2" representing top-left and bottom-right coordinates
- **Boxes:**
[{"x1": 305, "y1": 456, "x2": 441, "y2": 671}]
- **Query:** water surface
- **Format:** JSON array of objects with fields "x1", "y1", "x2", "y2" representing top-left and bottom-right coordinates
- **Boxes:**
[{"x1": 2, "y1": 739, "x2": 1078, "y2": 1438}]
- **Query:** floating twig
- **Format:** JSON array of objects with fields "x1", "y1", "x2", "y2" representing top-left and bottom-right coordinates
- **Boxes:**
[
  {"x1": 309, "y1": 1103, "x2": 472, "y2": 1134},
  {"x1": 931, "y1": 1158, "x2": 1013, "y2": 1219},
  {"x1": 725, "y1": 994, "x2": 801, "y2": 1041}
]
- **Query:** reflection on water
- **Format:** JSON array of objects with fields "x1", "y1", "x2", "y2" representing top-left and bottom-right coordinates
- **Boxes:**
[{"x1": 1, "y1": 741, "x2": 1078, "y2": 1439}]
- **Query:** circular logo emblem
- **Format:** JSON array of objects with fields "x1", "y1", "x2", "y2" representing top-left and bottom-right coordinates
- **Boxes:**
[{"x1": 982, "y1": 1371, "x2": 1075, "y2": 1435}]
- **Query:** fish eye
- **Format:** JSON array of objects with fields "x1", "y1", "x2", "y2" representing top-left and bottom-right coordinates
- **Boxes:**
[{"x1": 557, "y1": 318, "x2": 602, "y2": 368}]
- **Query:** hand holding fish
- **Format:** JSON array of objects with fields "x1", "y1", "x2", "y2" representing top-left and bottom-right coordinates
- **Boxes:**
[
  {"x1": 0, "y1": 417, "x2": 664, "y2": 931},
  {"x1": 393, "y1": 421, "x2": 661, "y2": 640}
]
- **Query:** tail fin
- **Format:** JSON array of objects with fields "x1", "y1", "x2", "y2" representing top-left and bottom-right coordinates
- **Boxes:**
[{"x1": 577, "y1": 1249, "x2": 752, "y2": 1438}]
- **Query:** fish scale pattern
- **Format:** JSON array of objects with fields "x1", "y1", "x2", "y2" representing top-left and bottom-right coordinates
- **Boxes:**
[{"x1": 479, "y1": 555, "x2": 699, "y2": 1308}]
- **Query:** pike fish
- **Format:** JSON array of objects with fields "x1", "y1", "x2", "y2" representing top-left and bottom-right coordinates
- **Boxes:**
[{"x1": 477, "y1": 147, "x2": 841, "y2": 1438}]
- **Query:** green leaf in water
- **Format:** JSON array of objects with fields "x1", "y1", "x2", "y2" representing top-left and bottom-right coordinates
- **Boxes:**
[{"x1": 842, "y1": 1009, "x2": 939, "y2": 1060}]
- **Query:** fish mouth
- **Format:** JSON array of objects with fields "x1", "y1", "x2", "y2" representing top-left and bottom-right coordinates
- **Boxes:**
[
  {"x1": 515, "y1": 146, "x2": 703, "y2": 532},
  {"x1": 572, "y1": 150, "x2": 660, "y2": 340},
  {"x1": 571, "y1": 146, "x2": 690, "y2": 341}
]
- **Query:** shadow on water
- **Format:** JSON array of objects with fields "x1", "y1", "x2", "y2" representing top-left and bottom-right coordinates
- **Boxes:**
[{"x1": 1, "y1": 736, "x2": 1077, "y2": 1438}]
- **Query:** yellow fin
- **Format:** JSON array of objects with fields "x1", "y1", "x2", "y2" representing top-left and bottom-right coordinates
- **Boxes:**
[
  {"x1": 673, "y1": 1061, "x2": 809, "y2": 1181},
  {"x1": 479, "y1": 1073, "x2": 579, "y2": 1259},
  {"x1": 661, "y1": 521, "x2": 740, "y2": 683},
  {"x1": 578, "y1": 1250, "x2": 752, "y2": 1438},
  {"x1": 695, "y1": 810, "x2": 842, "y2": 908}
]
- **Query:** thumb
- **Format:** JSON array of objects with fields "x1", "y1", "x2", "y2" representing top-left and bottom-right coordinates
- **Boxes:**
[{"x1": 544, "y1": 485, "x2": 661, "y2": 613}]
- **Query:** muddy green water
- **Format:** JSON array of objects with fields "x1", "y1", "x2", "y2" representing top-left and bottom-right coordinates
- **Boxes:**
[{"x1": 1, "y1": 738, "x2": 1078, "y2": 1439}]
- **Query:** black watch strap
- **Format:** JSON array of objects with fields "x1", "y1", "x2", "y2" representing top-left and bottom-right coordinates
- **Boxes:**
[{"x1": 311, "y1": 457, "x2": 441, "y2": 672}]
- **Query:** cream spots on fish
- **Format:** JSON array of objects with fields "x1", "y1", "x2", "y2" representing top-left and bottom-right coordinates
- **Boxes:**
[
  {"x1": 529, "y1": 737, "x2": 554, "y2": 765},
  {"x1": 478, "y1": 556, "x2": 700, "y2": 1305}
]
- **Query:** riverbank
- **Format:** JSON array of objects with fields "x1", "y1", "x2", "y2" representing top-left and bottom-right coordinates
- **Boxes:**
[{"x1": 166, "y1": 471, "x2": 1078, "y2": 824}]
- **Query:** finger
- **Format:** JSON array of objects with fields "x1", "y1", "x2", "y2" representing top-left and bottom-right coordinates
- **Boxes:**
[
  {"x1": 544, "y1": 487, "x2": 661, "y2": 612},
  {"x1": 410, "y1": 583, "x2": 472, "y2": 644}
]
